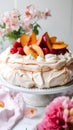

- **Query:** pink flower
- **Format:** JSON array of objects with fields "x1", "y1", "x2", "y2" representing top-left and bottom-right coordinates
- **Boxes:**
[
  {"x1": 24, "y1": 5, "x2": 51, "y2": 22},
  {"x1": 24, "y1": 5, "x2": 36, "y2": 17},
  {"x1": 44, "y1": 8, "x2": 51, "y2": 19},
  {"x1": 0, "y1": 5, "x2": 51, "y2": 41},
  {"x1": 24, "y1": 107, "x2": 37, "y2": 118},
  {"x1": 37, "y1": 97, "x2": 68, "y2": 130}
]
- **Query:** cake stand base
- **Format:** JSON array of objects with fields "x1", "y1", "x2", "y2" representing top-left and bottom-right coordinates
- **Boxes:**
[{"x1": 23, "y1": 93, "x2": 57, "y2": 107}]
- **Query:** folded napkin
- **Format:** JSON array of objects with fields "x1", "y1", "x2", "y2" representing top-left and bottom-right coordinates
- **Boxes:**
[{"x1": 0, "y1": 85, "x2": 37, "y2": 130}]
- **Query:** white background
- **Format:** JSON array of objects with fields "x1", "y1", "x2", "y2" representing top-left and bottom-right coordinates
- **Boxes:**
[{"x1": 0, "y1": 0, "x2": 73, "y2": 51}]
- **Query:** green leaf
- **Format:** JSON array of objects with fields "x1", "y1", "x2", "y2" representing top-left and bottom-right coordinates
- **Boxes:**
[
  {"x1": 5, "y1": 26, "x2": 26, "y2": 41},
  {"x1": 0, "y1": 23, "x2": 6, "y2": 28},
  {"x1": 32, "y1": 24, "x2": 41, "y2": 35}
]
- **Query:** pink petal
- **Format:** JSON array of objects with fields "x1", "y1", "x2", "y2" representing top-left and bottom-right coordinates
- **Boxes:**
[{"x1": 24, "y1": 107, "x2": 38, "y2": 118}]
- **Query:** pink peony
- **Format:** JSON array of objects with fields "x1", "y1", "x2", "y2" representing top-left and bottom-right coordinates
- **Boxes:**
[{"x1": 37, "y1": 96, "x2": 71, "y2": 130}]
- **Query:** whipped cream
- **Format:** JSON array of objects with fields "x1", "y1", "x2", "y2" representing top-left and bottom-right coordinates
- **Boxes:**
[
  {"x1": 37, "y1": 55, "x2": 45, "y2": 62},
  {"x1": 24, "y1": 54, "x2": 35, "y2": 60},
  {"x1": 45, "y1": 54, "x2": 60, "y2": 63}
]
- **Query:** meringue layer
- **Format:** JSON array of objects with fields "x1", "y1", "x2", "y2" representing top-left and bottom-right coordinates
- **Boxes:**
[{"x1": 0, "y1": 47, "x2": 73, "y2": 88}]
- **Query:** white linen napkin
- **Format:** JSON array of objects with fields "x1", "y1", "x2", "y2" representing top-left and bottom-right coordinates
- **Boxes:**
[
  {"x1": 0, "y1": 85, "x2": 25, "y2": 130},
  {"x1": 0, "y1": 84, "x2": 38, "y2": 130}
]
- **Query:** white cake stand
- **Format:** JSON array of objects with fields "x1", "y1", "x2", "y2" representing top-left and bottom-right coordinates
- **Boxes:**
[{"x1": 0, "y1": 75, "x2": 73, "y2": 107}]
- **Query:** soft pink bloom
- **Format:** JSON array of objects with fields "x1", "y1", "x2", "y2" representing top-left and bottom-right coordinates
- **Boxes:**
[
  {"x1": 23, "y1": 23, "x2": 32, "y2": 32},
  {"x1": 24, "y1": 5, "x2": 37, "y2": 20},
  {"x1": 24, "y1": 107, "x2": 38, "y2": 118},
  {"x1": 37, "y1": 97, "x2": 69, "y2": 130},
  {"x1": 24, "y1": 5, "x2": 51, "y2": 22},
  {"x1": 0, "y1": 30, "x2": 3, "y2": 36},
  {"x1": 10, "y1": 9, "x2": 20, "y2": 19},
  {"x1": 63, "y1": 97, "x2": 73, "y2": 109},
  {"x1": 44, "y1": 8, "x2": 51, "y2": 19},
  {"x1": 1, "y1": 12, "x2": 10, "y2": 23},
  {"x1": 0, "y1": 5, "x2": 51, "y2": 39},
  {"x1": 0, "y1": 9, "x2": 21, "y2": 34},
  {"x1": 62, "y1": 97, "x2": 73, "y2": 124}
]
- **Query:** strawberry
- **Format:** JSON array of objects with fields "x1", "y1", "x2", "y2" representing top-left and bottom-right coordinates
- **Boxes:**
[
  {"x1": 10, "y1": 47, "x2": 18, "y2": 54},
  {"x1": 42, "y1": 48, "x2": 50, "y2": 55},
  {"x1": 17, "y1": 47, "x2": 25, "y2": 55},
  {"x1": 13, "y1": 41, "x2": 22, "y2": 48}
]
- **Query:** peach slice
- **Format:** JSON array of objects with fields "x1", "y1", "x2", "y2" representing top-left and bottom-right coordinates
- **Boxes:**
[
  {"x1": 50, "y1": 36, "x2": 57, "y2": 43},
  {"x1": 42, "y1": 32, "x2": 52, "y2": 49},
  {"x1": 23, "y1": 45, "x2": 38, "y2": 58},
  {"x1": 52, "y1": 41, "x2": 68, "y2": 49},
  {"x1": 36, "y1": 36, "x2": 43, "y2": 46},
  {"x1": 20, "y1": 34, "x2": 29, "y2": 47},
  {"x1": 31, "y1": 44, "x2": 44, "y2": 58},
  {"x1": 27, "y1": 32, "x2": 37, "y2": 45}
]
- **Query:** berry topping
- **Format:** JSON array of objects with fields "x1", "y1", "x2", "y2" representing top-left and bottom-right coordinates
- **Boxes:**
[
  {"x1": 13, "y1": 41, "x2": 22, "y2": 48},
  {"x1": 10, "y1": 32, "x2": 69, "y2": 56},
  {"x1": 58, "y1": 48, "x2": 69, "y2": 55},
  {"x1": 50, "y1": 49, "x2": 58, "y2": 54},
  {"x1": 17, "y1": 47, "x2": 25, "y2": 55},
  {"x1": 10, "y1": 47, "x2": 18, "y2": 54}
]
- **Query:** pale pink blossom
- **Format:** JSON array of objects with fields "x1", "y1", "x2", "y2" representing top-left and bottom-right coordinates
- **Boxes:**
[
  {"x1": 0, "y1": 30, "x2": 4, "y2": 36},
  {"x1": 23, "y1": 23, "x2": 32, "y2": 32},
  {"x1": 24, "y1": 5, "x2": 37, "y2": 20},
  {"x1": 10, "y1": 9, "x2": 20, "y2": 19},
  {"x1": 24, "y1": 5, "x2": 51, "y2": 22},
  {"x1": 1, "y1": 12, "x2": 10, "y2": 23},
  {"x1": 24, "y1": 107, "x2": 37, "y2": 118},
  {"x1": 0, "y1": 5, "x2": 51, "y2": 40},
  {"x1": 44, "y1": 8, "x2": 51, "y2": 19}
]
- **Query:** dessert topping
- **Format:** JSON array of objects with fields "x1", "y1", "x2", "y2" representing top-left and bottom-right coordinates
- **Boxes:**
[{"x1": 10, "y1": 32, "x2": 69, "y2": 57}]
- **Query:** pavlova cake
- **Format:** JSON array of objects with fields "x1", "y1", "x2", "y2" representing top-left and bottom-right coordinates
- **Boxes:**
[{"x1": 0, "y1": 32, "x2": 73, "y2": 88}]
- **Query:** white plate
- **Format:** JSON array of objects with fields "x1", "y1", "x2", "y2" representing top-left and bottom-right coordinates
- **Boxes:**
[{"x1": 0, "y1": 75, "x2": 73, "y2": 95}]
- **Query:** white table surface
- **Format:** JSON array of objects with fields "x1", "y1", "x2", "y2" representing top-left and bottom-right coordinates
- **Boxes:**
[{"x1": 13, "y1": 106, "x2": 45, "y2": 130}]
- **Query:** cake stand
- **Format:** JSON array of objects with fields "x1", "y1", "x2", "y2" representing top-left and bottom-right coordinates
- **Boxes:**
[{"x1": 0, "y1": 75, "x2": 73, "y2": 107}]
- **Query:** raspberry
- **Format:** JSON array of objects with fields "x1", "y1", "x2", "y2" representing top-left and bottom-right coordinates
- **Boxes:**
[
  {"x1": 13, "y1": 41, "x2": 22, "y2": 48},
  {"x1": 42, "y1": 48, "x2": 50, "y2": 55},
  {"x1": 17, "y1": 47, "x2": 25, "y2": 55},
  {"x1": 10, "y1": 47, "x2": 17, "y2": 54},
  {"x1": 50, "y1": 49, "x2": 58, "y2": 54}
]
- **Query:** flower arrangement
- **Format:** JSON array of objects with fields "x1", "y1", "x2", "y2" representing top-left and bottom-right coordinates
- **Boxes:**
[
  {"x1": 0, "y1": 5, "x2": 51, "y2": 44},
  {"x1": 37, "y1": 96, "x2": 73, "y2": 130}
]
